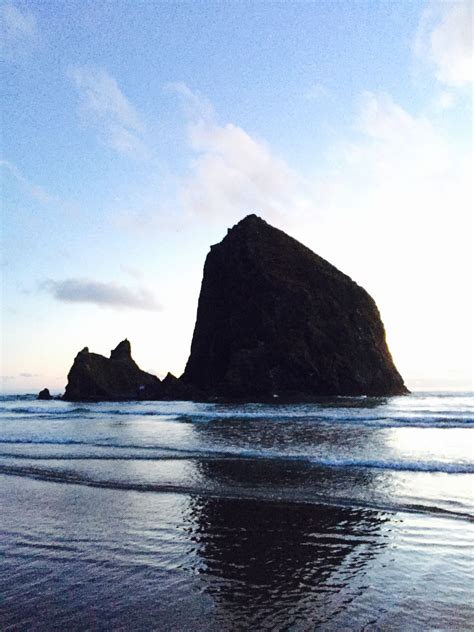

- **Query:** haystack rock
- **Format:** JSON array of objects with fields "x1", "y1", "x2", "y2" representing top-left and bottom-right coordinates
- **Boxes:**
[
  {"x1": 182, "y1": 214, "x2": 408, "y2": 398},
  {"x1": 63, "y1": 339, "x2": 162, "y2": 401}
]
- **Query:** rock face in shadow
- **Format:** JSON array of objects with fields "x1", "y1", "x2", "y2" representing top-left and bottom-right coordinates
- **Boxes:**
[
  {"x1": 182, "y1": 214, "x2": 408, "y2": 398},
  {"x1": 63, "y1": 340, "x2": 162, "y2": 401}
]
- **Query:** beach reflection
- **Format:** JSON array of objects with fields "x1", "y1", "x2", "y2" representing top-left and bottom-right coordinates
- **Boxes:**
[{"x1": 184, "y1": 490, "x2": 387, "y2": 628}]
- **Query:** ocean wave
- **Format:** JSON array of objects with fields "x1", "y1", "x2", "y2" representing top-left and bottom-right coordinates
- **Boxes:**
[
  {"x1": 175, "y1": 413, "x2": 474, "y2": 428},
  {"x1": 0, "y1": 406, "x2": 155, "y2": 416},
  {"x1": 0, "y1": 406, "x2": 93, "y2": 416},
  {"x1": 1, "y1": 405, "x2": 473, "y2": 428},
  {"x1": 0, "y1": 438, "x2": 97, "y2": 446},
  {"x1": 0, "y1": 407, "x2": 182, "y2": 422},
  {"x1": 1, "y1": 439, "x2": 473, "y2": 473},
  {"x1": 0, "y1": 463, "x2": 472, "y2": 522}
]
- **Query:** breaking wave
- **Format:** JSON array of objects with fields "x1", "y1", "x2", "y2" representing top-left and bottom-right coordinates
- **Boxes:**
[
  {"x1": 1, "y1": 439, "x2": 472, "y2": 473},
  {"x1": 0, "y1": 463, "x2": 472, "y2": 522}
]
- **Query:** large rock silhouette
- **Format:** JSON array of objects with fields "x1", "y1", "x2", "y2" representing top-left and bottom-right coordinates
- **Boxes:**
[
  {"x1": 62, "y1": 215, "x2": 408, "y2": 401},
  {"x1": 182, "y1": 214, "x2": 407, "y2": 398}
]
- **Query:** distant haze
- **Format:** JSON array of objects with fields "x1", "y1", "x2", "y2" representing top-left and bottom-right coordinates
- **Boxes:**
[{"x1": 1, "y1": 1, "x2": 472, "y2": 394}]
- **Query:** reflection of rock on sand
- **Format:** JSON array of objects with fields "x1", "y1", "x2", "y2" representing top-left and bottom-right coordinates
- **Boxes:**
[{"x1": 182, "y1": 459, "x2": 388, "y2": 628}]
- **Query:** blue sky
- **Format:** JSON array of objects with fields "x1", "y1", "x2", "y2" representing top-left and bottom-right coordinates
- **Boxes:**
[{"x1": 1, "y1": 0, "x2": 472, "y2": 393}]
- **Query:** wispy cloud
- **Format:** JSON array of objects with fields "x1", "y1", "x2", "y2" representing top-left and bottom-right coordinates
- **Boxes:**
[
  {"x1": 314, "y1": 90, "x2": 469, "y2": 230},
  {"x1": 68, "y1": 66, "x2": 149, "y2": 158},
  {"x1": 305, "y1": 83, "x2": 329, "y2": 101},
  {"x1": 1, "y1": 159, "x2": 81, "y2": 217},
  {"x1": 1, "y1": 159, "x2": 54, "y2": 204},
  {"x1": 19, "y1": 373, "x2": 40, "y2": 378},
  {"x1": 120, "y1": 264, "x2": 143, "y2": 280},
  {"x1": 0, "y1": 2, "x2": 37, "y2": 61},
  {"x1": 435, "y1": 91, "x2": 457, "y2": 111},
  {"x1": 415, "y1": 0, "x2": 473, "y2": 87},
  {"x1": 165, "y1": 81, "x2": 214, "y2": 121},
  {"x1": 42, "y1": 278, "x2": 162, "y2": 311},
  {"x1": 169, "y1": 83, "x2": 313, "y2": 224}
]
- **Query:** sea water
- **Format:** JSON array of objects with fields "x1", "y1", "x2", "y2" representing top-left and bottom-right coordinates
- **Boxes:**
[{"x1": 1, "y1": 392, "x2": 473, "y2": 630}]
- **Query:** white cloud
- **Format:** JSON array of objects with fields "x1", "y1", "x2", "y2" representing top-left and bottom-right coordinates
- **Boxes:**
[
  {"x1": 351, "y1": 91, "x2": 454, "y2": 177},
  {"x1": 416, "y1": 0, "x2": 473, "y2": 87},
  {"x1": 42, "y1": 278, "x2": 161, "y2": 311},
  {"x1": 69, "y1": 66, "x2": 149, "y2": 158},
  {"x1": 312, "y1": 90, "x2": 470, "y2": 249},
  {"x1": 436, "y1": 90, "x2": 457, "y2": 111},
  {"x1": 170, "y1": 83, "x2": 313, "y2": 224},
  {"x1": 0, "y1": 2, "x2": 37, "y2": 60}
]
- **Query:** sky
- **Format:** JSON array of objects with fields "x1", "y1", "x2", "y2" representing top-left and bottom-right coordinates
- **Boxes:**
[{"x1": 1, "y1": 0, "x2": 472, "y2": 394}]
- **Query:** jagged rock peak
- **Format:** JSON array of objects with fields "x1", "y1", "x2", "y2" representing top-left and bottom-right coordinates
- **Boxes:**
[
  {"x1": 110, "y1": 339, "x2": 132, "y2": 361},
  {"x1": 229, "y1": 213, "x2": 265, "y2": 230},
  {"x1": 222, "y1": 213, "x2": 267, "y2": 240}
]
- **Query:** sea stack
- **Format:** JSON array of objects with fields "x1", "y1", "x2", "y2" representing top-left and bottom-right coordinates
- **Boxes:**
[
  {"x1": 182, "y1": 214, "x2": 408, "y2": 398},
  {"x1": 38, "y1": 388, "x2": 53, "y2": 400},
  {"x1": 63, "y1": 339, "x2": 162, "y2": 401}
]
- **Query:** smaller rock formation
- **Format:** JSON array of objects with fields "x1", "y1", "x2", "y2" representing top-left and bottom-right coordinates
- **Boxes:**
[
  {"x1": 38, "y1": 388, "x2": 52, "y2": 400},
  {"x1": 160, "y1": 372, "x2": 202, "y2": 401},
  {"x1": 63, "y1": 340, "x2": 162, "y2": 401},
  {"x1": 63, "y1": 340, "x2": 201, "y2": 402}
]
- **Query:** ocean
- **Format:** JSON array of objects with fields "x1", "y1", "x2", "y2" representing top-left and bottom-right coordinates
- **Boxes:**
[{"x1": 1, "y1": 392, "x2": 473, "y2": 630}]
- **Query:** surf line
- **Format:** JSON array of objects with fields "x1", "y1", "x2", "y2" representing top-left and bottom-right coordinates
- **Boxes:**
[{"x1": 0, "y1": 463, "x2": 472, "y2": 523}]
